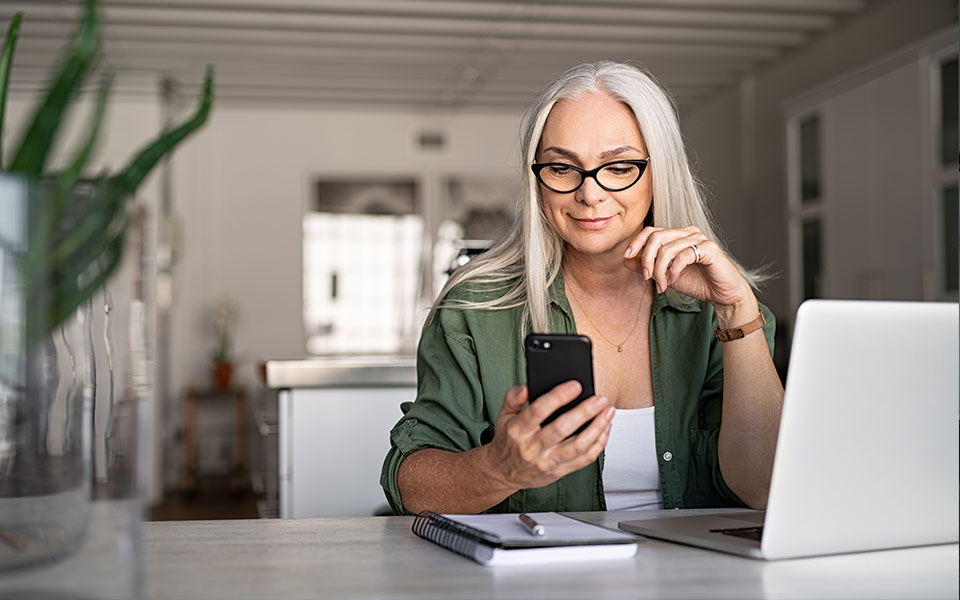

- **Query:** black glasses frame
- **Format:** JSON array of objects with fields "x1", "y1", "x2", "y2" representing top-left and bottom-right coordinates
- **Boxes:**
[{"x1": 530, "y1": 158, "x2": 650, "y2": 193}]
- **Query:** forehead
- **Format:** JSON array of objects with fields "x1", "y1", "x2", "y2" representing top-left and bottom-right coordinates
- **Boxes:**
[{"x1": 540, "y1": 91, "x2": 645, "y2": 151}]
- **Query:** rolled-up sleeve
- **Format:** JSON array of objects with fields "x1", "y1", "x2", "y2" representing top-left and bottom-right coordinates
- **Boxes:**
[{"x1": 380, "y1": 307, "x2": 494, "y2": 515}]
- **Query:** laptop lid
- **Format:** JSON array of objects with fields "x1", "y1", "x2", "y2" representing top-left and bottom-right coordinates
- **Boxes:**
[{"x1": 761, "y1": 300, "x2": 959, "y2": 559}]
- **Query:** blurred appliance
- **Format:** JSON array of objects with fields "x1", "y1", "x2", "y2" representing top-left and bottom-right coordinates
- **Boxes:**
[{"x1": 446, "y1": 239, "x2": 493, "y2": 275}]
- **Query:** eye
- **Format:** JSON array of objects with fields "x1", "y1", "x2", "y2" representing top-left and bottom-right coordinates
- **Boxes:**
[
  {"x1": 604, "y1": 163, "x2": 639, "y2": 176},
  {"x1": 548, "y1": 165, "x2": 572, "y2": 175}
]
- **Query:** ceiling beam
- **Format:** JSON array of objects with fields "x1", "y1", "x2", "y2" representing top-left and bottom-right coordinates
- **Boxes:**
[
  {"x1": 6, "y1": 0, "x2": 842, "y2": 30},
  {"x1": 2, "y1": 6, "x2": 811, "y2": 46}
]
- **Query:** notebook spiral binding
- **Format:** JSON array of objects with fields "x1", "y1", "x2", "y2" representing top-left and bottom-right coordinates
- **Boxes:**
[{"x1": 412, "y1": 511, "x2": 501, "y2": 561}]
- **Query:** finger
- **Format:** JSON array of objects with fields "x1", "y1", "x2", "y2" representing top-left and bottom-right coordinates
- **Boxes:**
[
  {"x1": 637, "y1": 227, "x2": 691, "y2": 282},
  {"x1": 523, "y1": 380, "x2": 582, "y2": 428},
  {"x1": 555, "y1": 418, "x2": 613, "y2": 477},
  {"x1": 539, "y1": 394, "x2": 610, "y2": 447},
  {"x1": 689, "y1": 239, "x2": 721, "y2": 267},
  {"x1": 666, "y1": 243, "x2": 698, "y2": 286},
  {"x1": 623, "y1": 226, "x2": 660, "y2": 259},
  {"x1": 550, "y1": 405, "x2": 614, "y2": 463},
  {"x1": 654, "y1": 233, "x2": 707, "y2": 293},
  {"x1": 499, "y1": 385, "x2": 529, "y2": 417}
]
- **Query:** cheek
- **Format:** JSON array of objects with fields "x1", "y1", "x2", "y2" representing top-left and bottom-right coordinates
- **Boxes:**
[
  {"x1": 613, "y1": 187, "x2": 651, "y2": 214},
  {"x1": 627, "y1": 180, "x2": 654, "y2": 213},
  {"x1": 540, "y1": 192, "x2": 566, "y2": 227}
]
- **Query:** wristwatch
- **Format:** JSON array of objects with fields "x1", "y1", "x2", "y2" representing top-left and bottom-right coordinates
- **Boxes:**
[{"x1": 715, "y1": 310, "x2": 766, "y2": 342}]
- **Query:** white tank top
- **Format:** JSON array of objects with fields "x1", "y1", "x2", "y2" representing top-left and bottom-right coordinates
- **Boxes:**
[{"x1": 602, "y1": 406, "x2": 664, "y2": 511}]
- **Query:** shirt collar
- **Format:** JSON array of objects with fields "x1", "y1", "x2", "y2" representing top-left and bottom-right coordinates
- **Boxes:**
[
  {"x1": 548, "y1": 273, "x2": 571, "y2": 314},
  {"x1": 652, "y1": 288, "x2": 703, "y2": 314}
]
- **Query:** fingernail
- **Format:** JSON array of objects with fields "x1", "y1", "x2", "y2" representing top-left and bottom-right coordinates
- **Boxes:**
[
  {"x1": 605, "y1": 407, "x2": 615, "y2": 419},
  {"x1": 657, "y1": 282, "x2": 665, "y2": 293},
  {"x1": 642, "y1": 268, "x2": 650, "y2": 280},
  {"x1": 624, "y1": 246, "x2": 633, "y2": 258},
  {"x1": 566, "y1": 380, "x2": 581, "y2": 391},
  {"x1": 593, "y1": 395, "x2": 608, "y2": 408}
]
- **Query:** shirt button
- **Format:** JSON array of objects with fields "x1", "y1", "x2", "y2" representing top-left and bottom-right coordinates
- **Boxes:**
[{"x1": 662, "y1": 451, "x2": 673, "y2": 462}]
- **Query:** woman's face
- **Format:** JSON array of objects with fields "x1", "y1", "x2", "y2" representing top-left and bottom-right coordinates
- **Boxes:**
[{"x1": 536, "y1": 90, "x2": 652, "y2": 260}]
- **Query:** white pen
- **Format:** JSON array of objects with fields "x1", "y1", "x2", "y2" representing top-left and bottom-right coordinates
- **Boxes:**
[{"x1": 518, "y1": 513, "x2": 546, "y2": 536}]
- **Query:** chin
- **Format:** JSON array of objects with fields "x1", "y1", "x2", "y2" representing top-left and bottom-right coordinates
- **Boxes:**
[{"x1": 565, "y1": 235, "x2": 622, "y2": 257}]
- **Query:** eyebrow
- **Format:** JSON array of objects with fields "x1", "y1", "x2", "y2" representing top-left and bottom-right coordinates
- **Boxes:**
[{"x1": 540, "y1": 145, "x2": 645, "y2": 161}]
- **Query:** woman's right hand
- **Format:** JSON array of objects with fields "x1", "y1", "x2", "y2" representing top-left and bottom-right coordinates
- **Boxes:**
[{"x1": 482, "y1": 381, "x2": 614, "y2": 493}]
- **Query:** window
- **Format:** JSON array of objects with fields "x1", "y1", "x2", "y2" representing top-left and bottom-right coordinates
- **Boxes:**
[
  {"x1": 303, "y1": 180, "x2": 422, "y2": 355},
  {"x1": 942, "y1": 185, "x2": 958, "y2": 294},
  {"x1": 799, "y1": 116, "x2": 822, "y2": 204},
  {"x1": 788, "y1": 110, "x2": 825, "y2": 312},
  {"x1": 801, "y1": 219, "x2": 823, "y2": 301},
  {"x1": 936, "y1": 56, "x2": 959, "y2": 299},
  {"x1": 303, "y1": 175, "x2": 518, "y2": 356},
  {"x1": 940, "y1": 58, "x2": 958, "y2": 167}
]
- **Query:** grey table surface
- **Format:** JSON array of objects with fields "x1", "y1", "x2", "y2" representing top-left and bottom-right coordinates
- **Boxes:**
[{"x1": 144, "y1": 509, "x2": 959, "y2": 600}]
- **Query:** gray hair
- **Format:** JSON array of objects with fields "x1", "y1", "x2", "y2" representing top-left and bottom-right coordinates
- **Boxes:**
[{"x1": 429, "y1": 60, "x2": 764, "y2": 333}]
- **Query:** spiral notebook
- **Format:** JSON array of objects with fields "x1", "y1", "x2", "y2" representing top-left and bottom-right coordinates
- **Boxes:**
[{"x1": 411, "y1": 511, "x2": 641, "y2": 566}]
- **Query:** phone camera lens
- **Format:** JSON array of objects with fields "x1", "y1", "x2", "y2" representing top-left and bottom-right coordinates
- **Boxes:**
[
  {"x1": 543, "y1": 341, "x2": 551, "y2": 349},
  {"x1": 532, "y1": 339, "x2": 540, "y2": 348}
]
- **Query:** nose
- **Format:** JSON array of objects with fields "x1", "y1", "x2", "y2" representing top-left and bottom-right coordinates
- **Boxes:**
[{"x1": 575, "y1": 174, "x2": 607, "y2": 206}]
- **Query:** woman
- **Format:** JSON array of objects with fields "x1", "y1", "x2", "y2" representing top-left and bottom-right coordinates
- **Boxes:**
[{"x1": 380, "y1": 61, "x2": 784, "y2": 515}]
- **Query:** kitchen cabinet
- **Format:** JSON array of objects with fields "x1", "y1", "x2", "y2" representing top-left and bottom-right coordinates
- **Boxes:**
[{"x1": 266, "y1": 358, "x2": 414, "y2": 518}]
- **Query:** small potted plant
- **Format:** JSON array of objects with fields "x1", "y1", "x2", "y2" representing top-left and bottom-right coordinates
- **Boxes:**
[{"x1": 210, "y1": 297, "x2": 239, "y2": 391}]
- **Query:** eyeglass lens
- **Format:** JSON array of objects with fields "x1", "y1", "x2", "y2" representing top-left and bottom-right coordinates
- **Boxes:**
[{"x1": 539, "y1": 162, "x2": 643, "y2": 193}]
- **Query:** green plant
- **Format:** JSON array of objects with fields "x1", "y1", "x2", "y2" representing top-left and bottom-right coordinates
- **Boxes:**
[
  {"x1": 0, "y1": 0, "x2": 214, "y2": 348},
  {"x1": 210, "y1": 297, "x2": 238, "y2": 363}
]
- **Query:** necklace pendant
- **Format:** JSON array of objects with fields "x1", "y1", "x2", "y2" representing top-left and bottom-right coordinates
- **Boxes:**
[{"x1": 617, "y1": 345, "x2": 623, "y2": 353}]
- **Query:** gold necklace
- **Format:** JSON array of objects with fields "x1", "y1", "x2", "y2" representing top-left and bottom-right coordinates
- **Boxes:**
[{"x1": 566, "y1": 279, "x2": 648, "y2": 353}]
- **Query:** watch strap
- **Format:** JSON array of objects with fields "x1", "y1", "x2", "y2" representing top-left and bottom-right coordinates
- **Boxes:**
[{"x1": 715, "y1": 310, "x2": 766, "y2": 342}]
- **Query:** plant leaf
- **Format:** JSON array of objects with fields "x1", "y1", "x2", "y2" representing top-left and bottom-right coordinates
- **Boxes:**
[
  {"x1": 8, "y1": 0, "x2": 99, "y2": 177},
  {"x1": 0, "y1": 11, "x2": 23, "y2": 168},
  {"x1": 26, "y1": 225, "x2": 126, "y2": 349},
  {"x1": 52, "y1": 70, "x2": 113, "y2": 219},
  {"x1": 114, "y1": 64, "x2": 214, "y2": 195},
  {"x1": 24, "y1": 177, "x2": 127, "y2": 349},
  {"x1": 50, "y1": 181, "x2": 125, "y2": 273}
]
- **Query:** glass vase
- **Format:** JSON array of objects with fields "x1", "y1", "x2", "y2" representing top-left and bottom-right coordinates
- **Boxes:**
[{"x1": 0, "y1": 173, "x2": 147, "y2": 598}]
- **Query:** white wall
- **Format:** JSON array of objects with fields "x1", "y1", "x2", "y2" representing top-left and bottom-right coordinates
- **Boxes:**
[
  {"x1": 817, "y1": 60, "x2": 926, "y2": 300},
  {"x1": 681, "y1": 0, "x2": 957, "y2": 332}
]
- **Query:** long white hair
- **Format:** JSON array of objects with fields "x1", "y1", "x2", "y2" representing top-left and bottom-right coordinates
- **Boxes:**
[{"x1": 429, "y1": 61, "x2": 763, "y2": 333}]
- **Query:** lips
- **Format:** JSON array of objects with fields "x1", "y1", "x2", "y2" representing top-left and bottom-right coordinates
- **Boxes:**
[{"x1": 570, "y1": 216, "x2": 615, "y2": 230}]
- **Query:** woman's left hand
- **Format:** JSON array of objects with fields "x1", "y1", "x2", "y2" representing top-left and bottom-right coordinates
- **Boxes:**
[{"x1": 623, "y1": 225, "x2": 753, "y2": 312}]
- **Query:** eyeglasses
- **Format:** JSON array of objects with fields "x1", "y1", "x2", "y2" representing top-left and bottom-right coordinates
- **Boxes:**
[{"x1": 531, "y1": 158, "x2": 650, "y2": 194}]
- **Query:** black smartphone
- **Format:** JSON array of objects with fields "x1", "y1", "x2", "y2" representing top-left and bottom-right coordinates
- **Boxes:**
[{"x1": 524, "y1": 333, "x2": 596, "y2": 431}]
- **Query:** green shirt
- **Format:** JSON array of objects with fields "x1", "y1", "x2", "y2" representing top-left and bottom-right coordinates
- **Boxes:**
[{"x1": 380, "y1": 275, "x2": 776, "y2": 515}]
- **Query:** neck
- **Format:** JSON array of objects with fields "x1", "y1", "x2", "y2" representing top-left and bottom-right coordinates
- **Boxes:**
[{"x1": 562, "y1": 245, "x2": 644, "y2": 299}]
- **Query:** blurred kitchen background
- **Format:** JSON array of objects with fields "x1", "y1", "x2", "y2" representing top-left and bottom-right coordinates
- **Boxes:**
[{"x1": 0, "y1": 0, "x2": 955, "y2": 520}]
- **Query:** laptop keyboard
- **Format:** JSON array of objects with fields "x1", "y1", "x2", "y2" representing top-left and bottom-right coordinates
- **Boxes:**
[{"x1": 709, "y1": 526, "x2": 764, "y2": 541}]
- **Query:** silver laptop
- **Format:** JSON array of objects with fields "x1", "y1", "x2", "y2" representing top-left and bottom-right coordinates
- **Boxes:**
[{"x1": 619, "y1": 299, "x2": 959, "y2": 560}]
